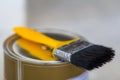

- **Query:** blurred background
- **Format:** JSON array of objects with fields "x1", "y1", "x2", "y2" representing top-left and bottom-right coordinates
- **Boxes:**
[{"x1": 0, "y1": 0, "x2": 120, "y2": 80}]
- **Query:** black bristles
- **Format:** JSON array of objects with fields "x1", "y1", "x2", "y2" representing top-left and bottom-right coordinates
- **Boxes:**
[{"x1": 70, "y1": 45, "x2": 115, "y2": 70}]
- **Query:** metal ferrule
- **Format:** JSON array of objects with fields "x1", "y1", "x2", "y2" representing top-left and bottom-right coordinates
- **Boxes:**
[{"x1": 54, "y1": 40, "x2": 93, "y2": 62}]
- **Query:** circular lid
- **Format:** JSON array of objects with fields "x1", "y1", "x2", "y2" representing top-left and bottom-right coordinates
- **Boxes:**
[{"x1": 4, "y1": 28, "x2": 85, "y2": 65}]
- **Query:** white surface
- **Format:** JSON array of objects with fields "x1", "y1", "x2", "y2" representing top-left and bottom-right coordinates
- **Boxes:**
[
  {"x1": 0, "y1": 0, "x2": 26, "y2": 80},
  {"x1": 69, "y1": 72, "x2": 88, "y2": 80},
  {"x1": 0, "y1": 0, "x2": 120, "y2": 80}
]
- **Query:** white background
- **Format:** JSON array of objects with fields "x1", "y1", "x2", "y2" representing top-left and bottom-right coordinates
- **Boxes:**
[{"x1": 0, "y1": 0, "x2": 120, "y2": 80}]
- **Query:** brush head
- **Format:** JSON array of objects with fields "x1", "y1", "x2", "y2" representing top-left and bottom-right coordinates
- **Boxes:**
[{"x1": 70, "y1": 45, "x2": 115, "y2": 70}]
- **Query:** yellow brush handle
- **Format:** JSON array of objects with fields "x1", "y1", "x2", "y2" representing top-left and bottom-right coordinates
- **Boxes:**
[
  {"x1": 14, "y1": 26, "x2": 79, "y2": 48},
  {"x1": 17, "y1": 38, "x2": 57, "y2": 60}
]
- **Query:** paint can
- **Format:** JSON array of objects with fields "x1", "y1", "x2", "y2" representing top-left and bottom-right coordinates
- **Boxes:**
[{"x1": 3, "y1": 28, "x2": 88, "y2": 80}]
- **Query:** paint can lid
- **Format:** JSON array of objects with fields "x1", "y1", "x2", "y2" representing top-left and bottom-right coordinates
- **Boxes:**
[{"x1": 3, "y1": 28, "x2": 86, "y2": 65}]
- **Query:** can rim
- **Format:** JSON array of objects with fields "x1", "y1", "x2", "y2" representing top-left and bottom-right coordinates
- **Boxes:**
[{"x1": 3, "y1": 28, "x2": 86, "y2": 65}]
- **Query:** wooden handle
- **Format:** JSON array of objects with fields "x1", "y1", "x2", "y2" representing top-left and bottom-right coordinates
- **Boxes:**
[
  {"x1": 17, "y1": 38, "x2": 57, "y2": 60},
  {"x1": 13, "y1": 27, "x2": 79, "y2": 48}
]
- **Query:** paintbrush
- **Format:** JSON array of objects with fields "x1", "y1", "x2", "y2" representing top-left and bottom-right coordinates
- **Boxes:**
[
  {"x1": 13, "y1": 27, "x2": 115, "y2": 70},
  {"x1": 17, "y1": 38, "x2": 57, "y2": 60}
]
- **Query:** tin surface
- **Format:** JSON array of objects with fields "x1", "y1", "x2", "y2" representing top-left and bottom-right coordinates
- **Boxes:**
[{"x1": 4, "y1": 28, "x2": 88, "y2": 80}]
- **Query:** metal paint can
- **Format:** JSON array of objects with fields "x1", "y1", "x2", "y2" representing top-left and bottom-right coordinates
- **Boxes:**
[{"x1": 3, "y1": 28, "x2": 88, "y2": 80}]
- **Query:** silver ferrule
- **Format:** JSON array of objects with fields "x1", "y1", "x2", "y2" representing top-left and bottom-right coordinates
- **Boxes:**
[{"x1": 54, "y1": 40, "x2": 93, "y2": 62}]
